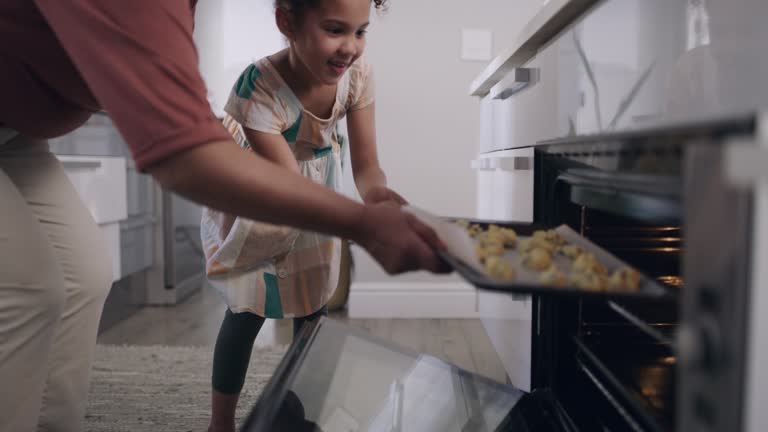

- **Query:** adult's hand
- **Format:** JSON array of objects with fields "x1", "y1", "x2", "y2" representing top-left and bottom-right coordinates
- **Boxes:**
[{"x1": 352, "y1": 201, "x2": 451, "y2": 274}]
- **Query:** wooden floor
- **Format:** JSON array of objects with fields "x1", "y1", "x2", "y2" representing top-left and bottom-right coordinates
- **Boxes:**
[{"x1": 98, "y1": 285, "x2": 509, "y2": 383}]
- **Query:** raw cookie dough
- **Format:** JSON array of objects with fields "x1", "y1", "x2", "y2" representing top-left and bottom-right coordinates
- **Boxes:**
[
  {"x1": 480, "y1": 227, "x2": 517, "y2": 248},
  {"x1": 558, "y1": 244, "x2": 584, "y2": 260},
  {"x1": 476, "y1": 240, "x2": 504, "y2": 263},
  {"x1": 573, "y1": 253, "x2": 607, "y2": 275},
  {"x1": 518, "y1": 237, "x2": 556, "y2": 254},
  {"x1": 533, "y1": 229, "x2": 566, "y2": 246},
  {"x1": 499, "y1": 228, "x2": 518, "y2": 248},
  {"x1": 539, "y1": 266, "x2": 567, "y2": 286},
  {"x1": 485, "y1": 256, "x2": 516, "y2": 281},
  {"x1": 468, "y1": 224, "x2": 483, "y2": 237},
  {"x1": 608, "y1": 267, "x2": 641, "y2": 291},
  {"x1": 570, "y1": 271, "x2": 608, "y2": 291},
  {"x1": 522, "y1": 248, "x2": 552, "y2": 272}
]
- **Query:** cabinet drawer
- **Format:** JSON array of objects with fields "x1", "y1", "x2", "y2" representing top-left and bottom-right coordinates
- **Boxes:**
[
  {"x1": 474, "y1": 148, "x2": 534, "y2": 222},
  {"x1": 126, "y1": 162, "x2": 155, "y2": 217},
  {"x1": 57, "y1": 155, "x2": 127, "y2": 224},
  {"x1": 120, "y1": 216, "x2": 154, "y2": 277}
]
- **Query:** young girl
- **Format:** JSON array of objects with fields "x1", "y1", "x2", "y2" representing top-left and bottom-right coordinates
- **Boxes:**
[{"x1": 201, "y1": 0, "x2": 400, "y2": 430}]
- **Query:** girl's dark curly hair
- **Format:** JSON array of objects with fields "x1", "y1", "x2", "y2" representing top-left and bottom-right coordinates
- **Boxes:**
[{"x1": 275, "y1": 0, "x2": 388, "y2": 20}]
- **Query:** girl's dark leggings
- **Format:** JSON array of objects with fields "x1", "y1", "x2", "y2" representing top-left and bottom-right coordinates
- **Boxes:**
[{"x1": 211, "y1": 306, "x2": 328, "y2": 394}]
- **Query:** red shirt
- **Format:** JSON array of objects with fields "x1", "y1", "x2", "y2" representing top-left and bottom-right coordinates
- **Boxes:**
[{"x1": 0, "y1": 0, "x2": 230, "y2": 171}]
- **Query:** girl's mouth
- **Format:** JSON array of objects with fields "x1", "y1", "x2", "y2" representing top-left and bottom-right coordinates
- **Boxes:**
[{"x1": 328, "y1": 60, "x2": 349, "y2": 75}]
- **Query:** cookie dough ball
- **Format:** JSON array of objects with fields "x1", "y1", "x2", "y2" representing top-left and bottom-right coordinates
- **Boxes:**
[
  {"x1": 518, "y1": 237, "x2": 555, "y2": 254},
  {"x1": 608, "y1": 267, "x2": 641, "y2": 291},
  {"x1": 533, "y1": 229, "x2": 566, "y2": 246},
  {"x1": 558, "y1": 244, "x2": 584, "y2": 260},
  {"x1": 522, "y1": 248, "x2": 552, "y2": 272},
  {"x1": 570, "y1": 271, "x2": 607, "y2": 291},
  {"x1": 476, "y1": 231, "x2": 493, "y2": 245},
  {"x1": 499, "y1": 228, "x2": 518, "y2": 248},
  {"x1": 573, "y1": 253, "x2": 607, "y2": 275},
  {"x1": 485, "y1": 256, "x2": 515, "y2": 281},
  {"x1": 476, "y1": 239, "x2": 504, "y2": 263},
  {"x1": 539, "y1": 266, "x2": 567, "y2": 287},
  {"x1": 468, "y1": 224, "x2": 483, "y2": 237}
]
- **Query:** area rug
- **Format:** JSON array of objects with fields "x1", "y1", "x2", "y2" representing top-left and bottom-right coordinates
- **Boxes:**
[{"x1": 85, "y1": 344, "x2": 287, "y2": 432}]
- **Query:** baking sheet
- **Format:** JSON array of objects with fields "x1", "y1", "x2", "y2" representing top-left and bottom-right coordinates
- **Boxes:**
[{"x1": 435, "y1": 219, "x2": 675, "y2": 301}]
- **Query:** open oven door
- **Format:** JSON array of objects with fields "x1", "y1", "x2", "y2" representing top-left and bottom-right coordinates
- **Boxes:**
[{"x1": 240, "y1": 317, "x2": 577, "y2": 432}]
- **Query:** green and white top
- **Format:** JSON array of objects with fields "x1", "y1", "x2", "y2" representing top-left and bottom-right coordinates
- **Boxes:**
[{"x1": 201, "y1": 56, "x2": 374, "y2": 318}]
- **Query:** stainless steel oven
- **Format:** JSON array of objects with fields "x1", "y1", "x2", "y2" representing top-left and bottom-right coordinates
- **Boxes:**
[
  {"x1": 526, "y1": 115, "x2": 758, "y2": 432},
  {"x1": 238, "y1": 113, "x2": 767, "y2": 432}
]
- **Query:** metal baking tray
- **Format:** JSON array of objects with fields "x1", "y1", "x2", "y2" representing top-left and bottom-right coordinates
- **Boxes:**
[{"x1": 438, "y1": 220, "x2": 676, "y2": 301}]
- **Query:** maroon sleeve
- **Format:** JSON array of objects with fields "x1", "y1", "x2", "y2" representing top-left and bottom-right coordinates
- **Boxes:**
[{"x1": 34, "y1": 0, "x2": 231, "y2": 171}]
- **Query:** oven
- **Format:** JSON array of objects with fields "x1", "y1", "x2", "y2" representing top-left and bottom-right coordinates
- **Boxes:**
[
  {"x1": 239, "y1": 114, "x2": 766, "y2": 432},
  {"x1": 527, "y1": 115, "x2": 757, "y2": 432}
]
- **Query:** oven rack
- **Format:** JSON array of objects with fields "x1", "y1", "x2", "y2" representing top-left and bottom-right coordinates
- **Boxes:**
[
  {"x1": 574, "y1": 336, "x2": 672, "y2": 432},
  {"x1": 607, "y1": 301, "x2": 675, "y2": 348}
]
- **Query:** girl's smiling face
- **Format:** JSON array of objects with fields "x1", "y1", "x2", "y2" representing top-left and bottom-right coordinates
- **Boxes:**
[{"x1": 283, "y1": 0, "x2": 371, "y2": 85}]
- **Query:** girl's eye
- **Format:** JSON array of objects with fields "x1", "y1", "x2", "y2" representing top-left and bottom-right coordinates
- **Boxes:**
[
  {"x1": 356, "y1": 30, "x2": 368, "y2": 38},
  {"x1": 325, "y1": 27, "x2": 344, "y2": 35}
]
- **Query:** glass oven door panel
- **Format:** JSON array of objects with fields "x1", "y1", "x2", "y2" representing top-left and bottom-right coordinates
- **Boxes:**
[{"x1": 243, "y1": 318, "x2": 575, "y2": 432}]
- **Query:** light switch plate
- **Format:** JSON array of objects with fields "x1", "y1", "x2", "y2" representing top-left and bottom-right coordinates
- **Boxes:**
[{"x1": 461, "y1": 28, "x2": 492, "y2": 61}]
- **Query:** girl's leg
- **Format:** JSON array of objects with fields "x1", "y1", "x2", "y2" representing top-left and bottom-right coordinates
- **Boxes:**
[
  {"x1": 210, "y1": 309, "x2": 265, "y2": 432},
  {"x1": 292, "y1": 305, "x2": 328, "y2": 338}
]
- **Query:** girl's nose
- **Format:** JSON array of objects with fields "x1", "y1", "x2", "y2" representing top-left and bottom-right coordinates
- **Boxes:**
[{"x1": 340, "y1": 37, "x2": 359, "y2": 57}]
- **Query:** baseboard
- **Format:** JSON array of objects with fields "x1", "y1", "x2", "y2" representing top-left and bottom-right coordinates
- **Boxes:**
[{"x1": 348, "y1": 282, "x2": 479, "y2": 318}]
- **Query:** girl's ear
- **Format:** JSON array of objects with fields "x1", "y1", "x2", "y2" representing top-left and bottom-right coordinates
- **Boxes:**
[{"x1": 275, "y1": 6, "x2": 296, "y2": 40}]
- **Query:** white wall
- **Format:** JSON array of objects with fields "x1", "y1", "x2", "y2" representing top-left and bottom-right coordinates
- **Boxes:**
[
  {"x1": 194, "y1": 0, "x2": 286, "y2": 117},
  {"x1": 188, "y1": 1, "x2": 285, "y2": 225},
  {"x1": 348, "y1": 0, "x2": 545, "y2": 285}
]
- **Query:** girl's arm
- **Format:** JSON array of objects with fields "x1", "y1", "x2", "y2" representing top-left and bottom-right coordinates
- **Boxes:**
[
  {"x1": 242, "y1": 127, "x2": 300, "y2": 173},
  {"x1": 147, "y1": 139, "x2": 447, "y2": 274},
  {"x1": 347, "y1": 103, "x2": 407, "y2": 205}
]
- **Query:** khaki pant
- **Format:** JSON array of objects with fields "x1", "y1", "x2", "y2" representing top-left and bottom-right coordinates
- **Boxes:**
[{"x1": 0, "y1": 133, "x2": 112, "y2": 432}]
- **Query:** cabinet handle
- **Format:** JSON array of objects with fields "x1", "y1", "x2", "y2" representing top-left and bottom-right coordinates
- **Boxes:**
[
  {"x1": 61, "y1": 160, "x2": 102, "y2": 170},
  {"x1": 496, "y1": 156, "x2": 532, "y2": 171},
  {"x1": 490, "y1": 68, "x2": 532, "y2": 100},
  {"x1": 470, "y1": 159, "x2": 493, "y2": 171}
]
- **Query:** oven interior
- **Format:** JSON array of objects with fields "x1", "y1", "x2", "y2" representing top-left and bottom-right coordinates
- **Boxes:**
[{"x1": 531, "y1": 138, "x2": 684, "y2": 432}]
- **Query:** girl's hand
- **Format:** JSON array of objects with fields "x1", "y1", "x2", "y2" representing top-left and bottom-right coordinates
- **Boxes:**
[{"x1": 363, "y1": 185, "x2": 408, "y2": 206}]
